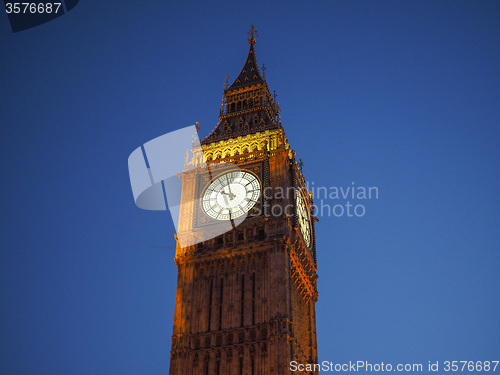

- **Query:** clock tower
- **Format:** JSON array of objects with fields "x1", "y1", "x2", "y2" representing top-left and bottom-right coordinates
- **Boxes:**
[{"x1": 169, "y1": 26, "x2": 319, "y2": 375}]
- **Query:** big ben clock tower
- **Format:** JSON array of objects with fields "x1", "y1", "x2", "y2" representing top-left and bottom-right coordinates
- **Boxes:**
[{"x1": 169, "y1": 26, "x2": 319, "y2": 375}]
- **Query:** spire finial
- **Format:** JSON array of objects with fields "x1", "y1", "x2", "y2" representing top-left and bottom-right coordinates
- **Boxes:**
[
  {"x1": 195, "y1": 121, "x2": 200, "y2": 133},
  {"x1": 224, "y1": 72, "x2": 229, "y2": 90},
  {"x1": 262, "y1": 63, "x2": 266, "y2": 79},
  {"x1": 247, "y1": 24, "x2": 258, "y2": 46}
]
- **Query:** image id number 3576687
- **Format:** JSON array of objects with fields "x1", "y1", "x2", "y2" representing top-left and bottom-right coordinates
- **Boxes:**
[
  {"x1": 443, "y1": 361, "x2": 499, "y2": 372},
  {"x1": 5, "y1": 3, "x2": 62, "y2": 14}
]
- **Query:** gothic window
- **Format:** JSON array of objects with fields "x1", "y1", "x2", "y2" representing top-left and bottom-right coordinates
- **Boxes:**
[
  {"x1": 258, "y1": 228, "x2": 265, "y2": 240},
  {"x1": 208, "y1": 278, "x2": 213, "y2": 331},
  {"x1": 218, "y1": 277, "x2": 224, "y2": 330},
  {"x1": 261, "y1": 253, "x2": 267, "y2": 269},
  {"x1": 260, "y1": 326, "x2": 267, "y2": 339},
  {"x1": 252, "y1": 272, "x2": 256, "y2": 324},
  {"x1": 240, "y1": 274, "x2": 245, "y2": 327},
  {"x1": 204, "y1": 355, "x2": 210, "y2": 375}
]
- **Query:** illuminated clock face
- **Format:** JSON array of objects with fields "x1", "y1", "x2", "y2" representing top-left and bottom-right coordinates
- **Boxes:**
[
  {"x1": 296, "y1": 190, "x2": 311, "y2": 247},
  {"x1": 202, "y1": 171, "x2": 261, "y2": 220}
]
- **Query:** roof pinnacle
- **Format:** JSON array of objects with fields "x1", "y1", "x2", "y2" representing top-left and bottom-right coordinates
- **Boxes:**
[{"x1": 247, "y1": 24, "x2": 258, "y2": 46}]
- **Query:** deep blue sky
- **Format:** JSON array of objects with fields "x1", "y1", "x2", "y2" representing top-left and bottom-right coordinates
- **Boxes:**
[{"x1": 1, "y1": 1, "x2": 499, "y2": 374}]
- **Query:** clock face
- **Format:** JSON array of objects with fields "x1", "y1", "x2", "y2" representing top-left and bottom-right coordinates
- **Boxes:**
[
  {"x1": 202, "y1": 171, "x2": 261, "y2": 220},
  {"x1": 296, "y1": 190, "x2": 311, "y2": 247}
]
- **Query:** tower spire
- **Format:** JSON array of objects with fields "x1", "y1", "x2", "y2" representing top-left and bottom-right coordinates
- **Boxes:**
[
  {"x1": 247, "y1": 24, "x2": 258, "y2": 46},
  {"x1": 202, "y1": 27, "x2": 281, "y2": 144},
  {"x1": 226, "y1": 25, "x2": 264, "y2": 92}
]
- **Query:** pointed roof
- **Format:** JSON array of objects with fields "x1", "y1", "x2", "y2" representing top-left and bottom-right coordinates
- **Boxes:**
[{"x1": 226, "y1": 25, "x2": 265, "y2": 92}]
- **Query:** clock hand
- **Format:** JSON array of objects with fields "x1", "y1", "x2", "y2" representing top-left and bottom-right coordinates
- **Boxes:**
[
  {"x1": 220, "y1": 189, "x2": 231, "y2": 205},
  {"x1": 221, "y1": 189, "x2": 236, "y2": 200},
  {"x1": 220, "y1": 190, "x2": 233, "y2": 219},
  {"x1": 225, "y1": 176, "x2": 236, "y2": 200}
]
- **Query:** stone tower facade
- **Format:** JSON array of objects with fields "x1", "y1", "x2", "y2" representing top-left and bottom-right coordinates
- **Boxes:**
[{"x1": 169, "y1": 27, "x2": 319, "y2": 375}]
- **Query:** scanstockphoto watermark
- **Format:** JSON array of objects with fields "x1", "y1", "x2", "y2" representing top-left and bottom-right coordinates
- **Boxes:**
[
  {"x1": 290, "y1": 360, "x2": 499, "y2": 373},
  {"x1": 262, "y1": 182, "x2": 379, "y2": 219},
  {"x1": 308, "y1": 181, "x2": 379, "y2": 218}
]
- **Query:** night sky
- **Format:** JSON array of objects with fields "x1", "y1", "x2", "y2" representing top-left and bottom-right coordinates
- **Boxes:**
[{"x1": 1, "y1": 1, "x2": 499, "y2": 374}]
